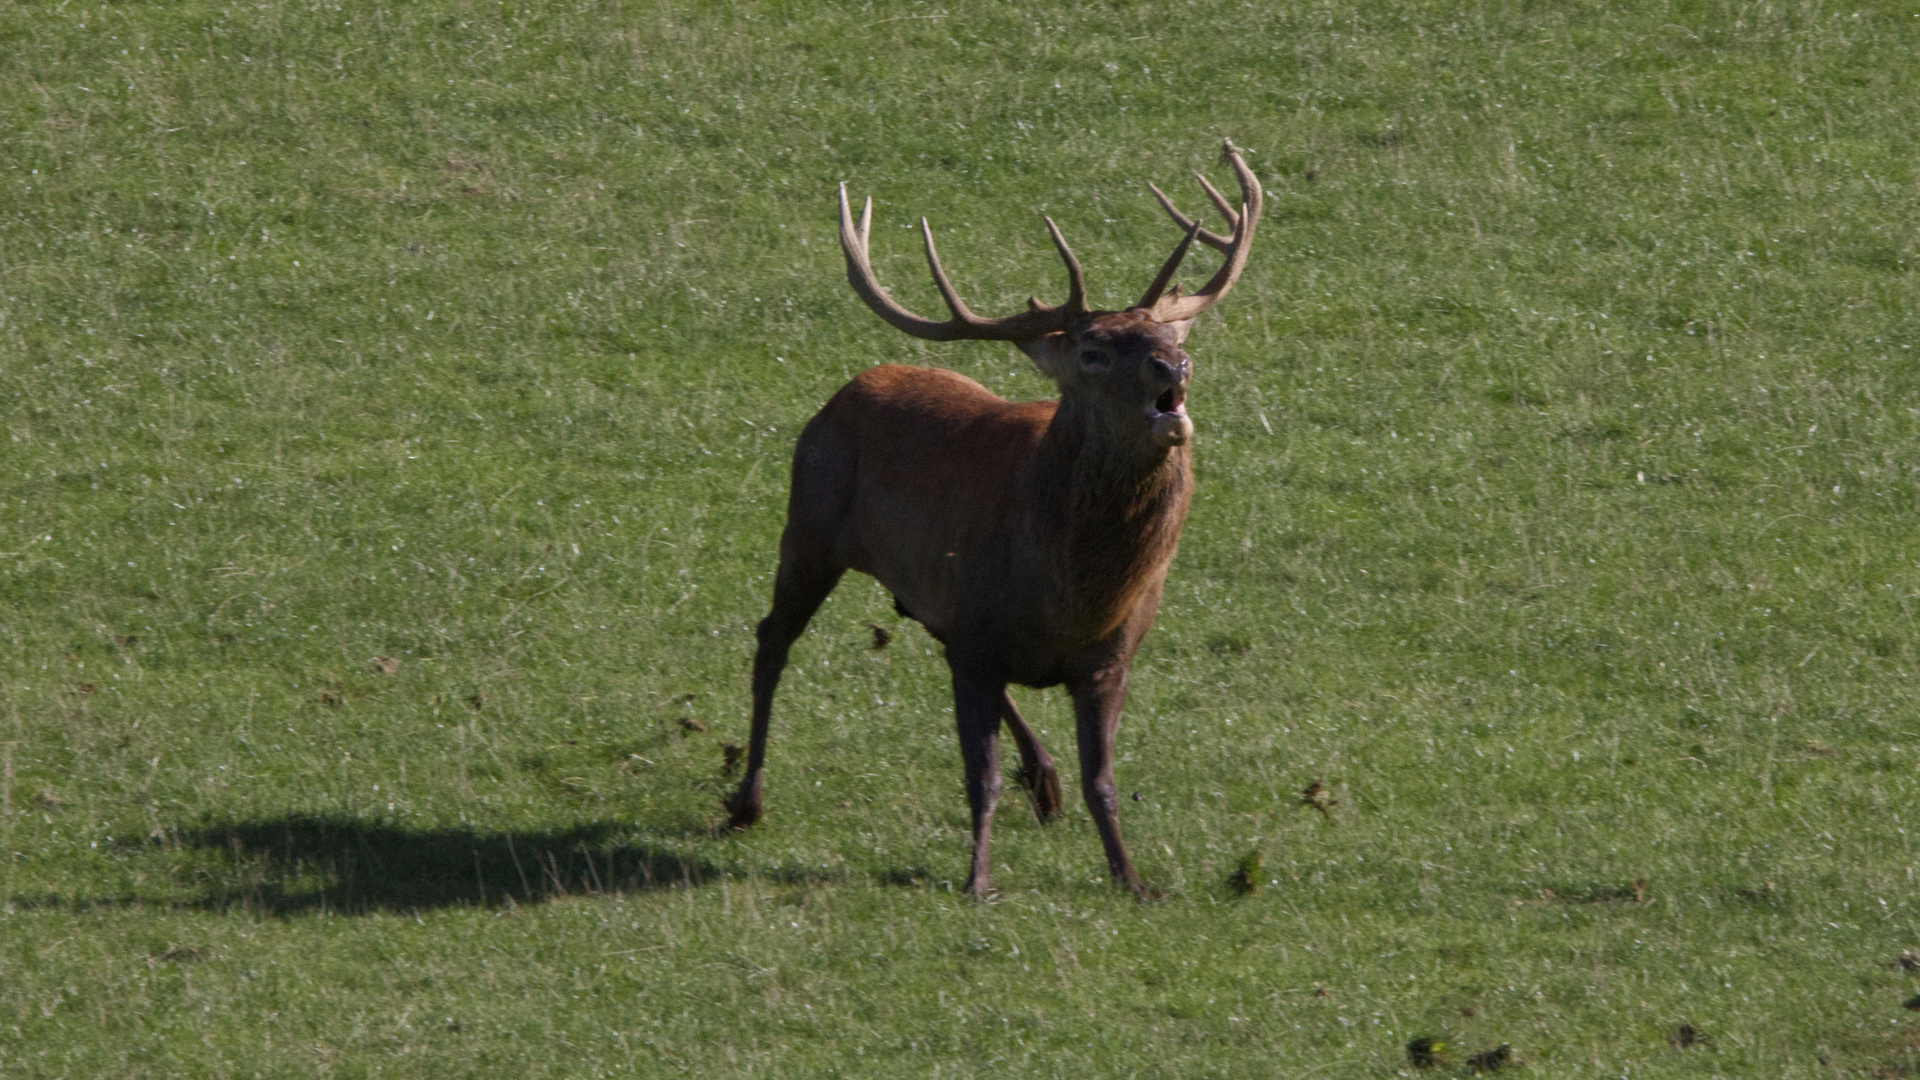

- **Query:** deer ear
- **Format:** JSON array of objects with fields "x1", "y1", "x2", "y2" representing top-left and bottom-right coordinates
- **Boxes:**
[
  {"x1": 1160, "y1": 317, "x2": 1196, "y2": 344},
  {"x1": 1016, "y1": 333, "x2": 1077, "y2": 382}
]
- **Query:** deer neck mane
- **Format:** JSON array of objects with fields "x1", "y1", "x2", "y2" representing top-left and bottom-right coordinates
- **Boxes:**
[{"x1": 1026, "y1": 391, "x2": 1193, "y2": 628}]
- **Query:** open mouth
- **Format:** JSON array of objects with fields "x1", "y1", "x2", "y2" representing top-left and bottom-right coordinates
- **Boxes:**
[{"x1": 1145, "y1": 386, "x2": 1191, "y2": 447}]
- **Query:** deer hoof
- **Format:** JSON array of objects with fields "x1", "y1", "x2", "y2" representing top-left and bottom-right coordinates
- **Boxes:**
[
  {"x1": 1019, "y1": 764, "x2": 1066, "y2": 823},
  {"x1": 723, "y1": 789, "x2": 762, "y2": 830}
]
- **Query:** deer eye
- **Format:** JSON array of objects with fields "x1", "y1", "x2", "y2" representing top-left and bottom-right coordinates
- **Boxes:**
[{"x1": 1078, "y1": 349, "x2": 1108, "y2": 371}]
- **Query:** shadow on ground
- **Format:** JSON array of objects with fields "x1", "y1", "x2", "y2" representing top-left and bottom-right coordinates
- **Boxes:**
[{"x1": 171, "y1": 815, "x2": 722, "y2": 915}]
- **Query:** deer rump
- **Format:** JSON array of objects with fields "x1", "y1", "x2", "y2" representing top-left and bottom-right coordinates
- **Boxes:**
[{"x1": 726, "y1": 141, "x2": 1261, "y2": 899}]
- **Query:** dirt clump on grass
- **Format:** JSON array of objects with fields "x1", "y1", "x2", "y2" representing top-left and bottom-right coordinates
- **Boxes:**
[
  {"x1": 1406, "y1": 1036, "x2": 1450, "y2": 1069},
  {"x1": 1467, "y1": 1043, "x2": 1514, "y2": 1071},
  {"x1": 1669, "y1": 1024, "x2": 1711, "y2": 1048},
  {"x1": 1228, "y1": 849, "x2": 1263, "y2": 895},
  {"x1": 1298, "y1": 780, "x2": 1338, "y2": 820}
]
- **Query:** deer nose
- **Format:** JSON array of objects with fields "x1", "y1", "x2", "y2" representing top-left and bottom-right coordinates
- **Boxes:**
[{"x1": 1148, "y1": 356, "x2": 1190, "y2": 388}]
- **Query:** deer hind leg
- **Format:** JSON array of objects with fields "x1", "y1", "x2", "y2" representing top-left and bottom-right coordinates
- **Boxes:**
[
  {"x1": 950, "y1": 663, "x2": 1006, "y2": 897},
  {"x1": 725, "y1": 552, "x2": 843, "y2": 830},
  {"x1": 998, "y1": 690, "x2": 1064, "y2": 823}
]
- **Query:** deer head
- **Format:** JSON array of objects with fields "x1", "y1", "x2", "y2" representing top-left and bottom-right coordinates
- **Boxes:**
[{"x1": 837, "y1": 140, "x2": 1262, "y2": 450}]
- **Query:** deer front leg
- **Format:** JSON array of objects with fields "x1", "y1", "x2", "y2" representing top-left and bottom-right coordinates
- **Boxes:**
[
  {"x1": 998, "y1": 690, "x2": 1064, "y2": 823},
  {"x1": 1070, "y1": 668, "x2": 1152, "y2": 898},
  {"x1": 950, "y1": 663, "x2": 1006, "y2": 897}
]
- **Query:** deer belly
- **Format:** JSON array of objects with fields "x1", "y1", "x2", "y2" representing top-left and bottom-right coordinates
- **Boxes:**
[
  {"x1": 847, "y1": 536, "x2": 958, "y2": 636},
  {"x1": 842, "y1": 484, "x2": 988, "y2": 641}
]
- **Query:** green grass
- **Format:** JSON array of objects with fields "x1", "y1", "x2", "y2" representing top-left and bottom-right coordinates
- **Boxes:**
[{"x1": 4, "y1": 0, "x2": 1920, "y2": 1075}]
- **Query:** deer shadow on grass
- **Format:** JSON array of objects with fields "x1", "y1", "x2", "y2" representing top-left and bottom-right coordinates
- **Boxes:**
[{"x1": 174, "y1": 815, "x2": 723, "y2": 916}]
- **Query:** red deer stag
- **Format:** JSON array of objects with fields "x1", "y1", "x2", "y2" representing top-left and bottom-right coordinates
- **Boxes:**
[{"x1": 725, "y1": 141, "x2": 1261, "y2": 898}]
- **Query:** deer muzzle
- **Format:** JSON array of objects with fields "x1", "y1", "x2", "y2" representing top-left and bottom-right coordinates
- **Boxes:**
[{"x1": 1146, "y1": 385, "x2": 1191, "y2": 448}]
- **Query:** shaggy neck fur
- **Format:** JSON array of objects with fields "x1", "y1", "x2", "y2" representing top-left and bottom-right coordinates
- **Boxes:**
[{"x1": 1027, "y1": 389, "x2": 1193, "y2": 637}]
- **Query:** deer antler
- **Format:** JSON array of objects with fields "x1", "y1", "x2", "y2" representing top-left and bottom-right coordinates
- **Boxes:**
[
  {"x1": 1145, "y1": 174, "x2": 1237, "y2": 253},
  {"x1": 1136, "y1": 139, "x2": 1263, "y2": 323},
  {"x1": 838, "y1": 185, "x2": 1087, "y2": 342},
  {"x1": 838, "y1": 141, "x2": 1259, "y2": 338}
]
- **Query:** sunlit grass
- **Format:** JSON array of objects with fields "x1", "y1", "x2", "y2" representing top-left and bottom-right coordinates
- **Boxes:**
[{"x1": 2, "y1": 0, "x2": 1918, "y2": 1076}]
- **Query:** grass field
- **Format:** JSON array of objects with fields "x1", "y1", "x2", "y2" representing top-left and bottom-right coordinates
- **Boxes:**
[{"x1": 4, "y1": 0, "x2": 1919, "y2": 1075}]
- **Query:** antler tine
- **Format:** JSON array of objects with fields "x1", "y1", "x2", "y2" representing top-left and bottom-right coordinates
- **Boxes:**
[
  {"x1": 1194, "y1": 171, "x2": 1241, "y2": 233},
  {"x1": 1146, "y1": 181, "x2": 1233, "y2": 253},
  {"x1": 837, "y1": 183, "x2": 1082, "y2": 342},
  {"x1": 1145, "y1": 140, "x2": 1263, "y2": 324},
  {"x1": 840, "y1": 183, "x2": 962, "y2": 340},
  {"x1": 1135, "y1": 220, "x2": 1201, "y2": 309},
  {"x1": 920, "y1": 218, "x2": 980, "y2": 325},
  {"x1": 1042, "y1": 217, "x2": 1088, "y2": 315}
]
